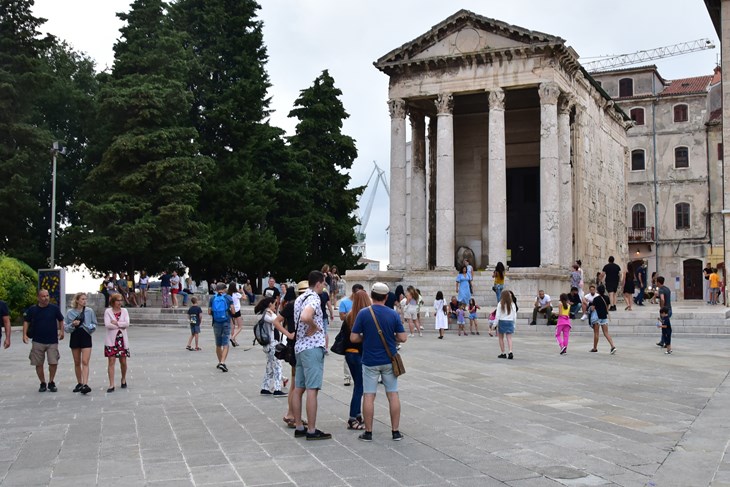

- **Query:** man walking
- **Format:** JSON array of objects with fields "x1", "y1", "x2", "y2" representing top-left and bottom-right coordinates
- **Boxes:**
[
  {"x1": 209, "y1": 282, "x2": 234, "y2": 372},
  {"x1": 291, "y1": 271, "x2": 331, "y2": 441},
  {"x1": 601, "y1": 256, "x2": 621, "y2": 311},
  {"x1": 350, "y1": 282, "x2": 408, "y2": 442},
  {"x1": 635, "y1": 260, "x2": 647, "y2": 306},
  {"x1": 22, "y1": 289, "x2": 64, "y2": 392}
]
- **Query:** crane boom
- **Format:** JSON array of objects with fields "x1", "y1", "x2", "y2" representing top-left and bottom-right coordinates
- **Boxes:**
[
  {"x1": 353, "y1": 161, "x2": 390, "y2": 257},
  {"x1": 583, "y1": 38, "x2": 715, "y2": 72}
]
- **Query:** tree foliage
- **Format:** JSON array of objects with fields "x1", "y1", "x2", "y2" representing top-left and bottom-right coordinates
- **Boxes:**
[{"x1": 0, "y1": 255, "x2": 38, "y2": 323}]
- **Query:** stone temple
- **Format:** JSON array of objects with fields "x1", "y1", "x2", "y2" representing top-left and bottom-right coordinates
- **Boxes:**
[{"x1": 347, "y1": 10, "x2": 632, "y2": 302}]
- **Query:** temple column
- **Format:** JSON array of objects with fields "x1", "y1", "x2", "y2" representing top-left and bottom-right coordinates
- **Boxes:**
[
  {"x1": 558, "y1": 94, "x2": 574, "y2": 267},
  {"x1": 487, "y1": 88, "x2": 507, "y2": 266},
  {"x1": 409, "y1": 111, "x2": 427, "y2": 269},
  {"x1": 388, "y1": 98, "x2": 407, "y2": 270},
  {"x1": 538, "y1": 82, "x2": 561, "y2": 267},
  {"x1": 435, "y1": 93, "x2": 455, "y2": 269}
]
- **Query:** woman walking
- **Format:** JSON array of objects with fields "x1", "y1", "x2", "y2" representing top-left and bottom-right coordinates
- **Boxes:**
[
  {"x1": 434, "y1": 291, "x2": 448, "y2": 339},
  {"x1": 495, "y1": 290, "x2": 517, "y2": 359},
  {"x1": 104, "y1": 294, "x2": 130, "y2": 392},
  {"x1": 256, "y1": 297, "x2": 286, "y2": 396},
  {"x1": 228, "y1": 282, "x2": 243, "y2": 347},
  {"x1": 343, "y1": 290, "x2": 371, "y2": 429},
  {"x1": 401, "y1": 289, "x2": 420, "y2": 337},
  {"x1": 589, "y1": 285, "x2": 617, "y2": 354},
  {"x1": 406, "y1": 286, "x2": 423, "y2": 336},
  {"x1": 555, "y1": 293, "x2": 571, "y2": 355},
  {"x1": 622, "y1": 268, "x2": 635, "y2": 311},
  {"x1": 64, "y1": 292, "x2": 96, "y2": 394},
  {"x1": 138, "y1": 271, "x2": 149, "y2": 307},
  {"x1": 492, "y1": 262, "x2": 506, "y2": 302},
  {"x1": 456, "y1": 265, "x2": 472, "y2": 306}
]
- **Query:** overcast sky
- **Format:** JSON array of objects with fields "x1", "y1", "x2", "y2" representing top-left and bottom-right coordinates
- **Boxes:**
[{"x1": 33, "y1": 0, "x2": 719, "y2": 278}]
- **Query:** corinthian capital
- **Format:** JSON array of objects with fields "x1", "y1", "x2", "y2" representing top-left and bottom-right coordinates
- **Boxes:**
[
  {"x1": 388, "y1": 99, "x2": 407, "y2": 119},
  {"x1": 435, "y1": 93, "x2": 454, "y2": 114},
  {"x1": 558, "y1": 94, "x2": 575, "y2": 114},
  {"x1": 538, "y1": 82, "x2": 561, "y2": 105},
  {"x1": 488, "y1": 88, "x2": 505, "y2": 110}
]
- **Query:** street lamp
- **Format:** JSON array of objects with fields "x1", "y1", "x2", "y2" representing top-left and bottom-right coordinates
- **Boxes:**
[{"x1": 50, "y1": 141, "x2": 66, "y2": 268}]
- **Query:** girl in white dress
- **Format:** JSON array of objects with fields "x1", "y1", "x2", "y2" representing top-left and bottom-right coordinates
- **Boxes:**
[{"x1": 434, "y1": 291, "x2": 448, "y2": 339}]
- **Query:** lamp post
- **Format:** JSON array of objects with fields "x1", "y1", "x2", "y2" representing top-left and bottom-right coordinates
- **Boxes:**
[{"x1": 50, "y1": 142, "x2": 65, "y2": 268}]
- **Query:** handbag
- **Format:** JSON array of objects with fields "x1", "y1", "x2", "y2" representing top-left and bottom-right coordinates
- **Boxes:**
[
  {"x1": 368, "y1": 307, "x2": 405, "y2": 377},
  {"x1": 330, "y1": 321, "x2": 348, "y2": 355}
]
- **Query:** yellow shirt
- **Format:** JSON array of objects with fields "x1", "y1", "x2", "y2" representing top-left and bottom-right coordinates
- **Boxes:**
[
  {"x1": 493, "y1": 273, "x2": 505, "y2": 285},
  {"x1": 558, "y1": 305, "x2": 570, "y2": 317},
  {"x1": 710, "y1": 273, "x2": 720, "y2": 288}
]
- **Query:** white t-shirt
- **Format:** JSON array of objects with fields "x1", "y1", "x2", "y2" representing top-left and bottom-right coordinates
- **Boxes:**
[
  {"x1": 232, "y1": 292, "x2": 242, "y2": 312},
  {"x1": 584, "y1": 292, "x2": 598, "y2": 305},
  {"x1": 536, "y1": 294, "x2": 551, "y2": 307}
]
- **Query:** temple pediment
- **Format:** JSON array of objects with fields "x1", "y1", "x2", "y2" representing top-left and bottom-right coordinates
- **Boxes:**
[{"x1": 375, "y1": 9, "x2": 567, "y2": 72}]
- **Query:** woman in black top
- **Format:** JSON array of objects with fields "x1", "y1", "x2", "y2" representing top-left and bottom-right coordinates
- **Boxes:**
[{"x1": 589, "y1": 285, "x2": 616, "y2": 354}]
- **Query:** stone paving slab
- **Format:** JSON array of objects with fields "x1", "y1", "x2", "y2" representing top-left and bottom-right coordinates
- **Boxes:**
[{"x1": 0, "y1": 327, "x2": 729, "y2": 486}]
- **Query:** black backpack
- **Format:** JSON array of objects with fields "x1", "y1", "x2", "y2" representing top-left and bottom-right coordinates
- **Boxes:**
[{"x1": 253, "y1": 316, "x2": 270, "y2": 346}]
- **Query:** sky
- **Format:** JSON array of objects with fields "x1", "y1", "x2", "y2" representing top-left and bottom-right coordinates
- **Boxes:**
[{"x1": 32, "y1": 0, "x2": 719, "y2": 291}]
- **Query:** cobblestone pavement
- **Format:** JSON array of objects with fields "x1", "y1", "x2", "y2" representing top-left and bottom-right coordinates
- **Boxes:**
[{"x1": 1, "y1": 326, "x2": 729, "y2": 487}]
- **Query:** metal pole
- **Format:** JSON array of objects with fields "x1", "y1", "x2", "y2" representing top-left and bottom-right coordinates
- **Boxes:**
[{"x1": 50, "y1": 147, "x2": 58, "y2": 268}]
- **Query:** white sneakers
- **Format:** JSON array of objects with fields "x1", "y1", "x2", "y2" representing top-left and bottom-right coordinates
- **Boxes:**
[{"x1": 580, "y1": 313, "x2": 587, "y2": 320}]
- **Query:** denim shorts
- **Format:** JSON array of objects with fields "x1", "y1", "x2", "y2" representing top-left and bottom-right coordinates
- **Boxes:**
[
  {"x1": 362, "y1": 363, "x2": 398, "y2": 394},
  {"x1": 497, "y1": 320, "x2": 514, "y2": 334},
  {"x1": 190, "y1": 325, "x2": 200, "y2": 335},
  {"x1": 212, "y1": 321, "x2": 230, "y2": 347},
  {"x1": 295, "y1": 347, "x2": 325, "y2": 390}
]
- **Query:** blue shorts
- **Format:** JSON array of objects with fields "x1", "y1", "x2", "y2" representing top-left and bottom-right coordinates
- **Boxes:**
[
  {"x1": 362, "y1": 363, "x2": 398, "y2": 394},
  {"x1": 498, "y1": 320, "x2": 514, "y2": 334},
  {"x1": 138, "y1": 284, "x2": 148, "y2": 290},
  {"x1": 190, "y1": 325, "x2": 200, "y2": 335},
  {"x1": 295, "y1": 347, "x2": 325, "y2": 390},
  {"x1": 469, "y1": 313, "x2": 477, "y2": 320},
  {"x1": 322, "y1": 317, "x2": 329, "y2": 335},
  {"x1": 212, "y1": 321, "x2": 230, "y2": 347}
]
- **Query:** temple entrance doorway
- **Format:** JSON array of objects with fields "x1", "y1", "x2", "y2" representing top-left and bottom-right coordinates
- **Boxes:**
[{"x1": 506, "y1": 167, "x2": 540, "y2": 267}]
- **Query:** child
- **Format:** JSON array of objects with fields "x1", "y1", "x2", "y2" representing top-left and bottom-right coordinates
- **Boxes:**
[
  {"x1": 456, "y1": 303, "x2": 467, "y2": 336},
  {"x1": 186, "y1": 297, "x2": 202, "y2": 351},
  {"x1": 487, "y1": 309, "x2": 497, "y2": 337},
  {"x1": 468, "y1": 298, "x2": 481, "y2": 335},
  {"x1": 709, "y1": 268, "x2": 720, "y2": 305},
  {"x1": 658, "y1": 306, "x2": 672, "y2": 354},
  {"x1": 556, "y1": 293, "x2": 571, "y2": 355}
]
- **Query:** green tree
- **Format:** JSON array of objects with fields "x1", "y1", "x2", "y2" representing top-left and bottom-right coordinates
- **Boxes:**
[
  {"x1": 0, "y1": 0, "x2": 54, "y2": 268},
  {"x1": 174, "y1": 0, "x2": 283, "y2": 281},
  {"x1": 282, "y1": 70, "x2": 362, "y2": 278},
  {"x1": 0, "y1": 255, "x2": 38, "y2": 323},
  {"x1": 69, "y1": 0, "x2": 211, "y2": 275}
]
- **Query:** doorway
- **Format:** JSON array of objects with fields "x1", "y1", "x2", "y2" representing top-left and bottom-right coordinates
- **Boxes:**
[
  {"x1": 506, "y1": 167, "x2": 540, "y2": 267},
  {"x1": 683, "y1": 258, "x2": 703, "y2": 300}
]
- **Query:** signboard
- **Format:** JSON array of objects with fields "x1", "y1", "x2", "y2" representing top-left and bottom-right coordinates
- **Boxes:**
[{"x1": 38, "y1": 268, "x2": 65, "y2": 307}]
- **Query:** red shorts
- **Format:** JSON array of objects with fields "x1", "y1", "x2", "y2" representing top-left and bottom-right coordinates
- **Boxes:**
[{"x1": 171, "y1": 289, "x2": 180, "y2": 295}]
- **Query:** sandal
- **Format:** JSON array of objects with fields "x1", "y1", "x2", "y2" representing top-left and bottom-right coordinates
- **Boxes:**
[
  {"x1": 347, "y1": 418, "x2": 365, "y2": 430},
  {"x1": 195, "y1": 347, "x2": 202, "y2": 351},
  {"x1": 186, "y1": 346, "x2": 193, "y2": 351},
  {"x1": 283, "y1": 417, "x2": 307, "y2": 429}
]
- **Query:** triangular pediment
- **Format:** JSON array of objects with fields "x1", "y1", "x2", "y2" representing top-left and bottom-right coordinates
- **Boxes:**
[{"x1": 375, "y1": 9, "x2": 566, "y2": 70}]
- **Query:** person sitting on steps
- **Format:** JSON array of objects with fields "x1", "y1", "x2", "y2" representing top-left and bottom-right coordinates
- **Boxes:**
[{"x1": 530, "y1": 290, "x2": 552, "y2": 326}]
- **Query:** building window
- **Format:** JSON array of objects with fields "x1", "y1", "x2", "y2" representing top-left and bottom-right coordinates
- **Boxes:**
[
  {"x1": 619, "y1": 78, "x2": 634, "y2": 97},
  {"x1": 674, "y1": 104, "x2": 689, "y2": 122},
  {"x1": 630, "y1": 107, "x2": 645, "y2": 125},
  {"x1": 719, "y1": 143, "x2": 724, "y2": 161},
  {"x1": 632, "y1": 204, "x2": 646, "y2": 229},
  {"x1": 631, "y1": 149, "x2": 645, "y2": 171},
  {"x1": 675, "y1": 203, "x2": 690, "y2": 229},
  {"x1": 675, "y1": 147, "x2": 689, "y2": 168}
]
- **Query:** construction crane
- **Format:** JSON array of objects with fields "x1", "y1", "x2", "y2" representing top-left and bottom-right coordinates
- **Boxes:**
[
  {"x1": 352, "y1": 161, "x2": 390, "y2": 257},
  {"x1": 583, "y1": 38, "x2": 715, "y2": 72}
]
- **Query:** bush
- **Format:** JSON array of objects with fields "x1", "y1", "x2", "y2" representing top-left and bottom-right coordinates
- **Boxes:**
[{"x1": 0, "y1": 255, "x2": 38, "y2": 324}]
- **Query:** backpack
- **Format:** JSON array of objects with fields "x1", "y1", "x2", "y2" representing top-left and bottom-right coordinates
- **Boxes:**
[
  {"x1": 211, "y1": 295, "x2": 228, "y2": 322},
  {"x1": 189, "y1": 313, "x2": 198, "y2": 326},
  {"x1": 253, "y1": 316, "x2": 270, "y2": 346}
]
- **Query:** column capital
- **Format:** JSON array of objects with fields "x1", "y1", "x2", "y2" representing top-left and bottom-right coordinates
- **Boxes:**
[
  {"x1": 558, "y1": 94, "x2": 575, "y2": 114},
  {"x1": 435, "y1": 93, "x2": 454, "y2": 115},
  {"x1": 388, "y1": 98, "x2": 407, "y2": 119},
  {"x1": 488, "y1": 88, "x2": 505, "y2": 110},
  {"x1": 538, "y1": 82, "x2": 561, "y2": 105}
]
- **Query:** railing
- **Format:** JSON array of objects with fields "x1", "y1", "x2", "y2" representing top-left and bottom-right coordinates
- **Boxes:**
[{"x1": 629, "y1": 227, "x2": 655, "y2": 242}]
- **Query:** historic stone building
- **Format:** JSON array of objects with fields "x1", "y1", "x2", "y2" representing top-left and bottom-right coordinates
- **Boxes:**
[
  {"x1": 592, "y1": 66, "x2": 723, "y2": 300},
  {"x1": 348, "y1": 10, "x2": 630, "y2": 301}
]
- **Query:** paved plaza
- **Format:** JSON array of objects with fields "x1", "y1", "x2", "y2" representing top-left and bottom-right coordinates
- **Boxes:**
[{"x1": 1, "y1": 325, "x2": 729, "y2": 487}]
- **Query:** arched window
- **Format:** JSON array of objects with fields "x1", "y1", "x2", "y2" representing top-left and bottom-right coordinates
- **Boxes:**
[
  {"x1": 675, "y1": 203, "x2": 690, "y2": 229},
  {"x1": 632, "y1": 204, "x2": 646, "y2": 229},
  {"x1": 619, "y1": 78, "x2": 634, "y2": 97},
  {"x1": 674, "y1": 104, "x2": 689, "y2": 122},
  {"x1": 631, "y1": 149, "x2": 645, "y2": 171},
  {"x1": 675, "y1": 146, "x2": 689, "y2": 168},
  {"x1": 630, "y1": 107, "x2": 645, "y2": 125}
]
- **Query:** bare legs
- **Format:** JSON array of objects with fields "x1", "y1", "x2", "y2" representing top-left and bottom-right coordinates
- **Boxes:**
[
  {"x1": 361, "y1": 391, "x2": 401, "y2": 433},
  {"x1": 72, "y1": 348, "x2": 91, "y2": 386},
  {"x1": 292, "y1": 386, "x2": 319, "y2": 433},
  {"x1": 592, "y1": 324, "x2": 615, "y2": 351},
  {"x1": 107, "y1": 356, "x2": 128, "y2": 389}
]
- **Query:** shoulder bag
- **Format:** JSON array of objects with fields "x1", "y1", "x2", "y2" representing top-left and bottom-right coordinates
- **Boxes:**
[
  {"x1": 330, "y1": 321, "x2": 348, "y2": 355},
  {"x1": 368, "y1": 307, "x2": 405, "y2": 377}
]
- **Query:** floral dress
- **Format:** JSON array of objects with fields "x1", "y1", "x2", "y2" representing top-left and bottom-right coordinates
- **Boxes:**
[{"x1": 104, "y1": 311, "x2": 130, "y2": 358}]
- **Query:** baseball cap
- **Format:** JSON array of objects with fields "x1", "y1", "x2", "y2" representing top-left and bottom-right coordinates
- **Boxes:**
[{"x1": 372, "y1": 282, "x2": 389, "y2": 295}]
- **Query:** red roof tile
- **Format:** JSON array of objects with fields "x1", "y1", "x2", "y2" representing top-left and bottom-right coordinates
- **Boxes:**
[
  {"x1": 660, "y1": 75, "x2": 712, "y2": 96},
  {"x1": 711, "y1": 65, "x2": 722, "y2": 85}
]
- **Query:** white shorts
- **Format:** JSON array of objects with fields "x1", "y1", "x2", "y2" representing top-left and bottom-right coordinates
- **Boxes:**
[{"x1": 403, "y1": 306, "x2": 418, "y2": 320}]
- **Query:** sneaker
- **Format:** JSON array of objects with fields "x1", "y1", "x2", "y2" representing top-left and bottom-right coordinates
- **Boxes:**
[
  {"x1": 219, "y1": 363, "x2": 228, "y2": 372},
  {"x1": 260, "y1": 389, "x2": 273, "y2": 395},
  {"x1": 409, "y1": 333, "x2": 415, "y2": 337},
  {"x1": 665, "y1": 350, "x2": 673, "y2": 354},
  {"x1": 294, "y1": 428, "x2": 307, "y2": 438},
  {"x1": 529, "y1": 321, "x2": 537, "y2": 326},
  {"x1": 273, "y1": 390, "x2": 287, "y2": 397},
  {"x1": 392, "y1": 430, "x2": 403, "y2": 441},
  {"x1": 560, "y1": 346, "x2": 567, "y2": 355},
  {"x1": 580, "y1": 314, "x2": 587, "y2": 320},
  {"x1": 39, "y1": 382, "x2": 47, "y2": 392},
  {"x1": 497, "y1": 353, "x2": 507, "y2": 359},
  {"x1": 589, "y1": 349, "x2": 598, "y2": 353},
  {"x1": 48, "y1": 382, "x2": 57, "y2": 393},
  {"x1": 656, "y1": 342, "x2": 665, "y2": 348},
  {"x1": 73, "y1": 383, "x2": 83, "y2": 393},
  {"x1": 81, "y1": 384, "x2": 91, "y2": 394},
  {"x1": 507, "y1": 352, "x2": 514, "y2": 360},
  {"x1": 306, "y1": 429, "x2": 332, "y2": 441},
  {"x1": 216, "y1": 363, "x2": 224, "y2": 371},
  {"x1": 418, "y1": 331, "x2": 423, "y2": 337},
  {"x1": 358, "y1": 431, "x2": 373, "y2": 442},
  {"x1": 610, "y1": 347, "x2": 617, "y2": 355}
]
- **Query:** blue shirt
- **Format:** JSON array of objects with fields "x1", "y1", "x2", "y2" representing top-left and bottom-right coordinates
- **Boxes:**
[
  {"x1": 339, "y1": 297, "x2": 353, "y2": 315},
  {"x1": 352, "y1": 305, "x2": 405, "y2": 367},
  {"x1": 160, "y1": 274, "x2": 171, "y2": 287},
  {"x1": 24, "y1": 304, "x2": 64, "y2": 344}
]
